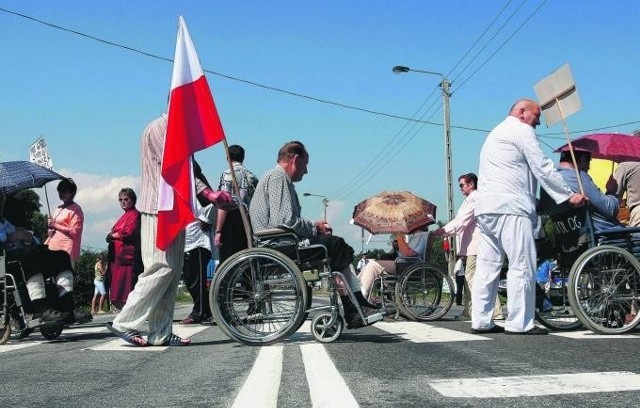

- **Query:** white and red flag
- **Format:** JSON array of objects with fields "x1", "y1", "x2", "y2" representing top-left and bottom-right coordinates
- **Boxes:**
[{"x1": 156, "y1": 16, "x2": 226, "y2": 250}]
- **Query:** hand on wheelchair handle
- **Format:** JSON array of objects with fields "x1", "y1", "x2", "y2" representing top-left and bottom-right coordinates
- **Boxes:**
[{"x1": 568, "y1": 193, "x2": 588, "y2": 208}]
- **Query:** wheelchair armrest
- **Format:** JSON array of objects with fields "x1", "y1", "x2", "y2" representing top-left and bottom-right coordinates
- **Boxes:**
[
  {"x1": 254, "y1": 228, "x2": 299, "y2": 240},
  {"x1": 595, "y1": 226, "x2": 640, "y2": 240}
]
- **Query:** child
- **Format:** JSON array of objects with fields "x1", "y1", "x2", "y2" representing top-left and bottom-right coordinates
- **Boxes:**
[{"x1": 91, "y1": 253, "x2": 108, "y2": 314}]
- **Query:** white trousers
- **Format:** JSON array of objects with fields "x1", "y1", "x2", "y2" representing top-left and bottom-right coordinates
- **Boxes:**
[
  {"x1": 113, "y1": 213, "x2": 185, "y2": 345},
  {"x1": 472, "y1": 214, "x2": 536, "y2": 332}
]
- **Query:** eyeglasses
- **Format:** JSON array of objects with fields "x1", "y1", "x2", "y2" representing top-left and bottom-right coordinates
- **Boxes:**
[
  {"x1": 119, "y1": 198, "x2": 130, "y2": 202},
  {"x1": 458, "y1": 183, "x2": 466, "y2": 189}
]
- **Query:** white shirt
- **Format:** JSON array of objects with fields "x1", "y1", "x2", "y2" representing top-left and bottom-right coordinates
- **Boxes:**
[
  {"x1": 442, "y1": 190, "x2": 479, "y2": 256},
  {"x1": 184, "y1": 204, "x2": 215, "y2": 253},
  {"x1": 476, "y1": 116, "x2": 573, "y2": 220}
]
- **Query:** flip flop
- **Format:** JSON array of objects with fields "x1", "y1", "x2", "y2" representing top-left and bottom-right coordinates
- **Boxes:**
[
  {"x1": 160, "y1": 334, "x2": 191, "y2": 346},
  {"x1": 105, "y1": 322, "x2": 148, "y2": 347}
]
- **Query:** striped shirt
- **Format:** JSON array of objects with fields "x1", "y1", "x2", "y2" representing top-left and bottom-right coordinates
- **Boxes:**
[
  {"x1": 249, "y1": 165, "x2": 316, "y2": 238},
  {"x1": 138, "y1": 114, "x2": 208, "y2": 215}
]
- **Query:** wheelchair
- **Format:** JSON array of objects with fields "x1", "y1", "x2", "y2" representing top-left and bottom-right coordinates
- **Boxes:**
[
  {"x1": 209, "y1": 227, "x2": 386, "y2": 345},
  {"x1": 0, "y1": 246, "x2": 91, "y2": 344},
  {"x1": 365, "y1": 235, "x2": 455, "y2": 322},
  {"x1": 538, "y1": 191, "x2": 640, "y2": 334}
]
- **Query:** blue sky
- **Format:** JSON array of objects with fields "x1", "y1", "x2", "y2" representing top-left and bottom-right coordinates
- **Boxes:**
[{"x1": 1, "y1": 1, "x2": 639, "y2": 253}]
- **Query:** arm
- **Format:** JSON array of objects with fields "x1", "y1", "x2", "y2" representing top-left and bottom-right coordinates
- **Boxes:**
[
  {"x1": 518, "y1": 129, "x2": 573, "y2": 204},
  {"x1": 437, "y1": 195, "x2": 475, "y2": 236},
  {"x1": 580, "y1": 171, "x2": 619, "y2": 220},
  {"x1": 395, "y1": 233, "x2": 419, "y2": 257},
  {"x1": 50, "y1": 206, "x2": 84, "y2": 239}
]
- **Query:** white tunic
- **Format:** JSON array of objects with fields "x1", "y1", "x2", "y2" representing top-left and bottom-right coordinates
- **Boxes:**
[{"x1": 475, "y1": 116, "x2": 573, "y2": 219}]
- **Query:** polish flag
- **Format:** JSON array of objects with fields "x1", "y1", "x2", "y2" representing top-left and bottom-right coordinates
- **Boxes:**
[{"x1": 156, "y1": 16, "x2": 226, "y2": 250}]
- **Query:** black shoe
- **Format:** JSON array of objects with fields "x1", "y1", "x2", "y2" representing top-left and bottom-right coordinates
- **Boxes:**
[
  {"x1": 42, "y1": 309, "x2": 75, "y2": 325},
  {"x1": 344, "y1": 312, "x2": 365, "y2": 330},
  {"x1": 74, "y1": 310, "x2": 93, "y2": 324},
  {"x1": 505, "y1": 326, "x2": 548, "y2": 335},
  {"x1": 471, "y1": 325, "x2": 504, "y2": 334}
]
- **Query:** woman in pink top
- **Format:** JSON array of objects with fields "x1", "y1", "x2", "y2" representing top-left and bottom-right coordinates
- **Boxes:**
[{"x1": 46, "y1": 178, "x2": 84, "y2": 263}]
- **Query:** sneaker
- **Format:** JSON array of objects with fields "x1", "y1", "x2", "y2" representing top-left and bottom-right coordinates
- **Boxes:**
[
  {"x1": 344, "y1": 307, "x2": 379, "y2": 330},
  {"x1": 74, "y1": 310, "x2": 93, "y2": 323}
]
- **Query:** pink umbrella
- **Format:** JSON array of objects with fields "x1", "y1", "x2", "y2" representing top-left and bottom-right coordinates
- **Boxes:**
[{"x1": 554, "y1": 133, "x2": 640, "y2": 163}]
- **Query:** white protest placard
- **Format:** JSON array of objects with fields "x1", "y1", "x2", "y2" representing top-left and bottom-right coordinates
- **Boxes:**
[
  {"x1": 29, "y1": 137, "x2": 54, "y2": 169},
  {"x1": 533, "y1": 63, "x2": 582, "y2": 127}
]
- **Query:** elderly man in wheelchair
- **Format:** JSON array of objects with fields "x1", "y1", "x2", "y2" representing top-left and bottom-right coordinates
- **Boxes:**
[
  {"x1": 535, "y1": 148, "x2": 640, "y2": 334},
  {"x1": 248, "y1": 141, "x2": 380, "y2": 329},
  {"x1": 1, "y1": 193, "x2": 89, "y2": 337}
]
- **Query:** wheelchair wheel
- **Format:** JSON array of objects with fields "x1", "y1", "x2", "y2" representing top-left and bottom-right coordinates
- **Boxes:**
[
  {"x1": 395, "y1": 263, "x2": 454, "y2": 321},
  {"x1": 568, "y1": 245, "x2": 640, "y2": 334},
  {"x1": 310, "y1": 312, "x2": 343, "y2": 343},
  {"x1": 211, "y1": 248, "x2": 308, "y2": 346},
  {"x1": 534, "y1": 273, "x2": 581, "y2": 331},
  {"x1": 40, "y1": 323, "x2": 63, "y2": 340}
]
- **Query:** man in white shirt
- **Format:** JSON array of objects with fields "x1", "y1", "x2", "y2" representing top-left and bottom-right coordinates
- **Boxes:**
[
  {"x1": 473, "y1": 98, "x2": 586, "y2": 335},
  {"x1": 433, "y1": 173, "x2": 503, "y2": 320}
]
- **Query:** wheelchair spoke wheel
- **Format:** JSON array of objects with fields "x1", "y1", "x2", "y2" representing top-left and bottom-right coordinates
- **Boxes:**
[
  {"x1": 396, "y1": 264, "x2": 453, "y2": 321},
  {"x1": 211, "y1": 248, "x2": 308, "y2": 346},
  {"x1": 310, "y1": 312, "x2": 343, "y2": 343},
  {"x1": 569, "y1": 245, "x2": 640, "y2": 334},
  {"x1": 535, "y1": 271, "x2": 581, "y2": 331}
]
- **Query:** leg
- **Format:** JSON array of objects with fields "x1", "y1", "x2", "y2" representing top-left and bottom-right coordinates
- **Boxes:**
[
  {"x1": 501, "y1": 215, "x2": 537, "y2": 333},
  {"x1": 113, "y1": 214, "x2": 186, "y2": 345},
  {"x1": 472, "y1": 214, "x2": 505, "y2": 330},
  {"x1": 358, "y1": 260, "x2": 387, "y2": 297},
  {"x1": 455, "y1": 275, "x2": 465, "y2": 305}
]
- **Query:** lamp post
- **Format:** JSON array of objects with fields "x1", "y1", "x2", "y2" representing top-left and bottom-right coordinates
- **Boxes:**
[
  {"x1": 393, "y1": 65, "x2": 455, "y2": 276},
  {"x1": 392, "y1": 65, "x2": 454, "y2": 223},
  {"x1": 303, "y1": 192, "x2": 328, "y2": 221}
]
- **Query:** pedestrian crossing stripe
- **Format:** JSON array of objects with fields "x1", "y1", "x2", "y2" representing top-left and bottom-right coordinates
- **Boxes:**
[{"x1": 428, "y1": 371, "x2": 640, "y2": 398}]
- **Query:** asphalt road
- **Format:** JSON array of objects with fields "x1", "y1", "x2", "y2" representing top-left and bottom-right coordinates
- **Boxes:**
[{"x1": 1, "y1": 300, "x2": 640, "y2": 408}]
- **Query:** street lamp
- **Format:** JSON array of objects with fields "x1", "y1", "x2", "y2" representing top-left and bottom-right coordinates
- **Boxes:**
[
  {"x1": 303, "y1": 192, "x2": 329, "y2": 221},
  {"x1": 392, "y1": 65, "x2": 454, "y2": 224}
]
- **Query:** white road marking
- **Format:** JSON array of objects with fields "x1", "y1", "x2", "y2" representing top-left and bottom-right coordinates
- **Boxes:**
[
  {"x1": 375, "y1": 321, "x2": 492, "y2": 342},
  {"x1": 0, "y1": 341, "x2": 42, "y2": 352},
  {"x1": 86, "y1": 324, "x2": 208, "y2": 351},
  {"x1": 232, "y1": 345, "x2": 283, "y2": 408},
  {"x1": 301, "y1": 343, "x2": 359, "y2": 408},
  {"x1": 429, "y1": 371, "x2": 640, "y2": 398},
  {"x1": 551, "y1": 330, "x2": 639, "y2": 339}
]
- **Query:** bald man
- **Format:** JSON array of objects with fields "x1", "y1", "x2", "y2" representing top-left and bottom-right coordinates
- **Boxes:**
[{"x1": 472, "y1": 98, "x2": 587, "y2": 335}]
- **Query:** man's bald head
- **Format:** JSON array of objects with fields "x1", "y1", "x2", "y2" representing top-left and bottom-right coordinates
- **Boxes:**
[{"x1": 509, "y1": 98, "x2": 542, "y2": 128}]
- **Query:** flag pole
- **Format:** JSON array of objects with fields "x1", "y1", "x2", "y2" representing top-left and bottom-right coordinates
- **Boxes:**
[
  {"x1": 557, "y1": 98, "x2": 585, "y2": 195},
  {"x1": 222, "y1": 138, "x2": 253, "y2": 249}
]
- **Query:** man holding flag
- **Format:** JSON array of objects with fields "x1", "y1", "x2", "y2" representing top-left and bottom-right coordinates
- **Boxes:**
[{"x1": 107, "y1": 16, "x2": 232, "y2": 347}]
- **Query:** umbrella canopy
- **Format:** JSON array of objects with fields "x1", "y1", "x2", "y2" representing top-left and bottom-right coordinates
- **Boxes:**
[
  {"x1": 0, "y1": 161, "x2": 64, "y2": 196},
  {"x1": 352, "y1": 191, "x2": 437, "y2": 235},
  {"x1": 555, "y1": 133, "x2": 640, "y2": 163}
]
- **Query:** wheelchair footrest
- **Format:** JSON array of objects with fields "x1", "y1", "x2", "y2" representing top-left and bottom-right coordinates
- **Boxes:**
[{"x1": 366, "y1": 313, "x2": 384, "y2": 325}]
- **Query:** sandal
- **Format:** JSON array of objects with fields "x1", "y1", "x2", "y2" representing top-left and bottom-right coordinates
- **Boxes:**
[
  {"x1": 162, "y1": 334, "x2": 191, "y2": 347},
  {"x1": 106, "y1": 322, "x2": 148, "y2": 347}
]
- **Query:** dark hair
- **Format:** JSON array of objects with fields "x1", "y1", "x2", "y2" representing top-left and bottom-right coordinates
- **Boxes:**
[
  {"x1": 57, "y1": 178, "x2": 77, "y2": 195},
  {"x1": 277, "y1": 141, "x2": 307, "y2": 162},
  {"x1": 458, "y1": 172, "x2": 478, "y2": 188},
  {"x1": 228, "y1": 145, "x2": 245, "y2": 163},
  {"x1": 559, "y1": 150, "x2": 591, "y2": 163},
  {"x1": 119, "y1": 188, "x2": 137, "y2": 205}
]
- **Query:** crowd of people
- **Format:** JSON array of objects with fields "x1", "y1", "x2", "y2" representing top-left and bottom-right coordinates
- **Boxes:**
[{"x1": 4, "y1": 96, "x2": 639, "y2": 346}]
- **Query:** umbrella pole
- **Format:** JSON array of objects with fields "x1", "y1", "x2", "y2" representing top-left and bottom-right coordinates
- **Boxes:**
[
  {"x1": 43, "y1": 184, "x2": 52, "y2": 217},
  {"x1": 557, "y1": 99, "x2": 585, "y2": 195}
]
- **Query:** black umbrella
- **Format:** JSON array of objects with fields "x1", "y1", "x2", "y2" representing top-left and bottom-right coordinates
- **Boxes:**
[{"x1": 0, "y1": 161, "x2": 64, "y2": 196}]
